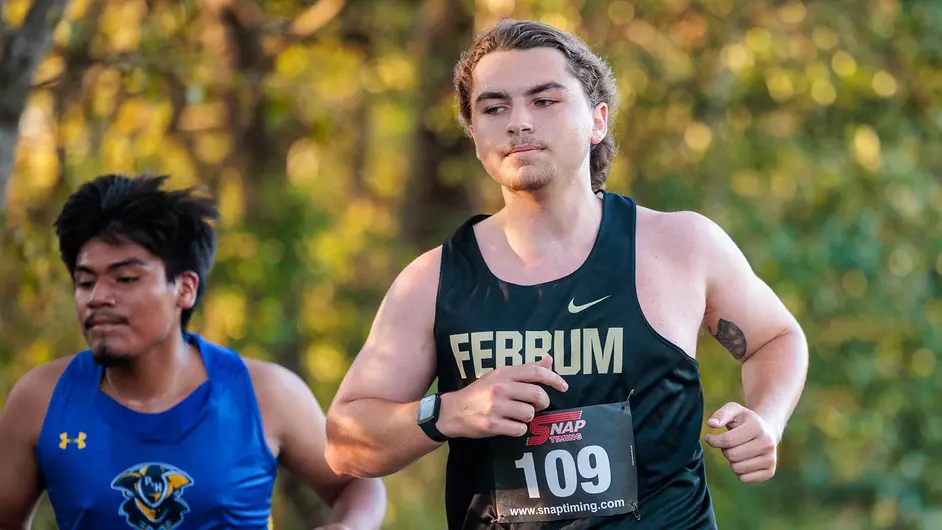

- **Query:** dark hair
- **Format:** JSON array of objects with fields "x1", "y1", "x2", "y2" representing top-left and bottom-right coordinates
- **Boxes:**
[
  {"x1": 454, "y1": 19, "x2": 619, "y2": 192},
  {"x1": 54, "y1": 174, "x2": 219, "y2": 329}
]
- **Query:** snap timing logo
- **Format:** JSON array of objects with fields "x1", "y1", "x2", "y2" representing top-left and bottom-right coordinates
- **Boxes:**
[{"x1": 526, "y1": 410, "x2": 587, "y2": 446}]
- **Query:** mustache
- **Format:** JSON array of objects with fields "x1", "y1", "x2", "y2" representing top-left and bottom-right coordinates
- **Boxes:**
[
  {"x1": 85, "y1": 311, "x2": 129, "y2": 329},
  {"x1": 501, "y1": 138, "x2": 547, "y2": 156}
]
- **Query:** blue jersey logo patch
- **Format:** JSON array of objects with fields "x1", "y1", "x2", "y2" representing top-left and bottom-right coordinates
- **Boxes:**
[{"x1": 111, "y1": 462, "x2": 195, "y2": 530}]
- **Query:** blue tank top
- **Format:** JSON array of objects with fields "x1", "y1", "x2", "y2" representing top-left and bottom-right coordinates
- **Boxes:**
[{"x1": 36, "y1": 333, "x2": 278, "y2": 530}]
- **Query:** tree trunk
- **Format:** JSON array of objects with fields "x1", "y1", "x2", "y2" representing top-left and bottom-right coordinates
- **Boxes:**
[
  {"x1": 0, "y1": 0, "x2": 71, "y2": 213},
  {"x1": 399, "y1": 0, "x2": 475, "y2": 252}
]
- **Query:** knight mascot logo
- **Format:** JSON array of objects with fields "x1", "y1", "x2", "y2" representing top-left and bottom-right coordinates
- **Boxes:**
[{"x1": 111, "y1": 463, "x2": 195, "y2": 530}]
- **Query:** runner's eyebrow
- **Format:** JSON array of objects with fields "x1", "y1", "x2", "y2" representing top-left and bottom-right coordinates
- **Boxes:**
[{"x1": 475, "y1": 82, "x2": 570, "y2": 104}]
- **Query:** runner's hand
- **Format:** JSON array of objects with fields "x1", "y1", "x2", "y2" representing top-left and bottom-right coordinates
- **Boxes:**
[
  {"x1": 437, "y1": 356, "x2": 568, "y2": 439},
  {"x1": 704, "y1": 402, "x2": 778, "y2": 483}
]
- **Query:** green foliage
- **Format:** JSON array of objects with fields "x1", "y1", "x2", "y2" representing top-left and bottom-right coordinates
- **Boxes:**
[{"x1": 1, "y1": 0, "x2": 939, "y2": 528}]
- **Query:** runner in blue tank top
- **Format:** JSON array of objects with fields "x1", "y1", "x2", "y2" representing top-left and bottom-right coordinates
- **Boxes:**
[
  {"x1": 0, "y1": 174, "x2": 386, "y2": 530},
  {"x1": 325, "y1": 19, "x2": 809, "y2": 529}
]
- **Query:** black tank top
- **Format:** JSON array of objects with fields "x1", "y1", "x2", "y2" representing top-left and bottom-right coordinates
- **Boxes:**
[{"x1": 433, "y1": 192, "x2": 718, "y2": 529}]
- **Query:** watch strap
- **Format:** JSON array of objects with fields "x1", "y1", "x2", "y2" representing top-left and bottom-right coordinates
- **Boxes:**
[{"x1": 420, "y1": 418, "x2": 449, "y2": 443}]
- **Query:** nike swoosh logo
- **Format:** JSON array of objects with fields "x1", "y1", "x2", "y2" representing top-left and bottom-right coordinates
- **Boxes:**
[{"x1": 568, "y1": 295, "x2": 611, "y2": 314}]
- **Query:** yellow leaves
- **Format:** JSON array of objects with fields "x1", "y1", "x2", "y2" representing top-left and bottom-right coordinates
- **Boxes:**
[
  {"x1": 625, "y1": 68, "x2": 649, "y2": 96},
  {"x1": 777, "y1": 2, "x2": 807, "y2": 25},
  {"x1": 216, "y1": 232, "x2": 259, "y2": 262},
  {"x1": 202, "y1": 288, "x2": 247, "y2": 342},
  {"x1": 25, "y1": 339, "x2": 53, "y2": 367},
  {"x1": 721, "y1": 44, "x2": 754, "y2": 72},
  {"x1": 731, "y1": 170, "x2": 761, "y2": 198},
  {"x1": 35, "y1": 54, "x2": 65, "y2": 86},
  {"x1": 484, "y1": 0, "x2": 516, "y2": 18},
  {"x1": 178, "y1": 102, "x2": 227, "y2": 132},
  {"x1": 99, "y1": 0, "x2": 147, "y2": 52},
  {"x1": 136, "y1": 101, "x2": 173, "y2": 158},
  {"x1": 822, "y1": 316, "x2": 917, "y2": 345},
  {"x1": 217, "y1": 169, "x2": 245, "y2": 225},
  {"x1": 805, "y1": 61, "x2": 830, "y2": 83},
  {"x1": 275, "y1": 45, "x2": 311, "y2": 79},
  {"x1": 92, "y1": 67, "x2": 122, "y2": 117},
  {"x1": 669, "y1": 14, "x2": 708, "y2": 51},
  {"x1": 762, "y1": 111, "x2": 799, "y2": 137},
  {"x1": 540, "y1": 13, "x2": 576, "y2": 34},
  {"x1": 810, "y1": 79, "x2": 837, "y2": 106},
  {"x1": 154, "y1": 139, "x2": 198, "y2": 184},
  {"x1": 764, "y1": 68, "x2": 794, "y2": 102},
  {"x1": 872, "y1": 70, "x2": 898, "y2": 97},
  {"x1": 365, "y1": 147, "x2": 407, "y2": 200},
  {"x1": 607, "y1": 2, "x2": 635, "y2": 24},
  {"x1": 812, "y1": 27, "x2": 839, "y2": 51},
  {"x1": 100, "y1": 131, "x2": 134, "y2": 174},
  {"x1": 874, "y1": 337, "x2": 903, "y2": 379},
  {"x1": 301, "y1": 198, "x2": 393, "y2": 283},
  {"x1": 815, "y1": 405, "x2": 847, "y2": 439},
  {"x1": 290, "y1": 0, "x2": 346, "y2": 37},
  {"x1": 311, "y1": 45, "x2": 364, "y2": 102},
  {"x1": 683, "y1": 122, "x2": 711, "y2": 152},
  {"x1": 300, "y1": 283, "x2": 339, "y2": 334},
  {"x1": 910, "y1": 348, "x2": 936, "y2": 378},
  {"x1": 770, "y1": 171, "x2": 796, "y2": 201},
  {"x1": 287, "y1": 139, "x2": 321, "y2": 187},
  {"x1": 626, "y1": 21, "x2": 691, "y2": 82},
  {"x1": 304, "y1": 343, "x2": 349, "y2": 385},
  {"x1": 852, "y1": 125, "x2": 881, "y2": 172},
  {"x1": 8, "y1": 92, "x2": 58, "y2": 210},
  {"x1": 194, "y1": 131, "x2": 232, "y2": 166},
  {"x1": 374, "y1": 54, "x2": 416, "y2": 92},
  {"x1": 625, "y1": 19, "x2": 657, "y2": 49},
  {"x1": 113, "y1": 98, "x2": 151, "y2": 134},
  {"x1": 831, "y1": 50, "x2": 858, "y2": 78},
  {"x1": 745, "y1": 28, "x2": 773, "y2": 55},
  {"x1": 705, "y1": 0, "x2": 733, "y2": 17},
  {"x1": 3, "y1": 0, "x2": 30, "y2": 26}
]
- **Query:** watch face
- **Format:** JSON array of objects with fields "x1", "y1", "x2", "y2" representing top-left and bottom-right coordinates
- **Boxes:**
[{"x1": 418, "y1": 395, "x2": 436, "y2": 424}]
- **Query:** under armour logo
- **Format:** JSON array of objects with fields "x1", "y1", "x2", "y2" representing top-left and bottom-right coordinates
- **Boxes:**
[{"x1": 59, "y1": 432, "x2": 87, "y2": 450}]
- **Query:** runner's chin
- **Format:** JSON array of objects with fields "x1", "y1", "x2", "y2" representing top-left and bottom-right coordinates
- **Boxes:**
[{"x1": 91, "y1": 342, "x2": 134, "y2": 368}]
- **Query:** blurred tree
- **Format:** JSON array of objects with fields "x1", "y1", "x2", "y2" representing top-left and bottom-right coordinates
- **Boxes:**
[{"x1": 0, "y1": 0, "x2": 70, "y2": 212}]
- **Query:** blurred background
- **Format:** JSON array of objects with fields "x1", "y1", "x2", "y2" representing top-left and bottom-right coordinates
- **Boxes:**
[{"x1": 0, "y1": 0, "x2": 939, "y2": 528}]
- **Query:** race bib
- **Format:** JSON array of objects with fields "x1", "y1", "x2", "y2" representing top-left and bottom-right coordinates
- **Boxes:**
[{"x1": 491, "y1": 401, "x2": 639, "y2": 523}]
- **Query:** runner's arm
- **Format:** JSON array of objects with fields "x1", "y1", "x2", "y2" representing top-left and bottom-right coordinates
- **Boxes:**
[
  {"x1": 250, "y1": 361, "x2": 387, "y2": 529},
  {"x1": 325, "y1": 248, "x2": 443, "y2": 478},
  {"x1": 0, "y1": 363, "x2": 61, "y2": 529},
  {"x1": 695, "y1": 213, "x2": 809, "y2": 441}
]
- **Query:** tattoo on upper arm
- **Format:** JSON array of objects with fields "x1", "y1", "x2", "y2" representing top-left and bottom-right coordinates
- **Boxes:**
[{"x1": 713, "y1": 318, "x2": 747, "y2": 360}]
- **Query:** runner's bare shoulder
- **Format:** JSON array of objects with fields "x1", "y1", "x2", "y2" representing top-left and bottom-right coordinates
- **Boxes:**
[
  {"x1": 1, "y1": 356, "x2": 74, "y2": 442},
  {"x1": 635, "y1": 206, "x2": 720, "y2": 264},
  {"x1": 329, "y1": 246, "x2": 443, "y2": 407},
  {"x1": 378, "y1": 245, "x2": 442, "y2": 327}
]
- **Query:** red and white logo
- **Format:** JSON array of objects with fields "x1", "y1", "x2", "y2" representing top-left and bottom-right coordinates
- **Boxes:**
[{"x1": 526, "y1": 410, "x2": 587, "y2": 446}]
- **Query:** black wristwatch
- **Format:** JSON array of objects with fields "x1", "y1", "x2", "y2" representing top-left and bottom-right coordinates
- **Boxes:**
[{"x1": 417, "y1": 393, "x2": 449, "y2": 443}]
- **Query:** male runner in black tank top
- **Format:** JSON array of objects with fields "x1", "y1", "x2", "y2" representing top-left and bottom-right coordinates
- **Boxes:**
[{"x1": 325, "y1": 19, "x2": 809, "y2": 529}]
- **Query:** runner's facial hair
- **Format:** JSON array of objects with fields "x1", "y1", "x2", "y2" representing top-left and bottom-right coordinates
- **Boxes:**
[{"x1": 93, "y1": 346, "x2": 133, "y2": 368}]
